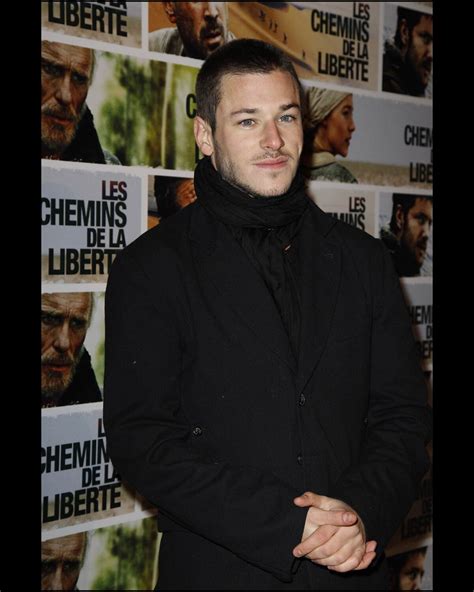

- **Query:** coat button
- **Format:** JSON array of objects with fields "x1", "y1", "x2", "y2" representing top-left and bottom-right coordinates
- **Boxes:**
[
  {"x1": 297, "y1": 454, "x2": 303, "y2": 465},
  {"x1": 298, "y1": 393, "x2": 306, "y2": 406},
  {"x1": 192, "y1": 426, "x2": 202, "y2": 436}
]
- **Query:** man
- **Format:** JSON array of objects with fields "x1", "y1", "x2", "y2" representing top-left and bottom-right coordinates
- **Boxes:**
[
  {"x1": 148, "y1": 177, "x2": 196, "y2": 228},
  {"x1": 104, "y1": 39, "x2": 431, "y2": 589},
  {"x1": 41, "y1": 40, "x2": 120, "y2": 164},
  {"x1": 42, "y1": 292, "x2": 102, "y2": 407},
  {"x1": 41, "y1": 532, "x2": 87, "y2": 591},
  {"x1": 380, "y1": 194, "x2": 433, "y2": 277},
  {"x1": 387, "y1": 546, "x2": 427, "y2": 590},
  {"x1": 383, "y1": 7, "x2": 433, "y2": 97},
  {"x1": 155, "y1": 176, "x2": 197, "y2": 219},
  {"x1": 149, "y1": 2, "x2": 235, "y2": 59}
]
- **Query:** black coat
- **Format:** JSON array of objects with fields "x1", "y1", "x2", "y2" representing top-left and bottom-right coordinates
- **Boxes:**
[{"x1": 104, "y1": 199, "x2": 431, "y2": 590}]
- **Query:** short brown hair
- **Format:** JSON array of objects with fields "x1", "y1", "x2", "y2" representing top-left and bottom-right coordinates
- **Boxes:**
[{"x1": 196, "y1": 38, "x2": 305, "y2": 132}]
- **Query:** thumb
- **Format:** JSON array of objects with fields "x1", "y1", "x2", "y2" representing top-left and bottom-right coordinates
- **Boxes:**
[
  {"x1": 307, "y1": 506, "x2": 358, "y2": 527},
  {"x1": 293, "y1": 491, "x2": 323, "y2": 507}
]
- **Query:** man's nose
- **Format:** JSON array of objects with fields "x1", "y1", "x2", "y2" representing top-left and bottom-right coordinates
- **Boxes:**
[
  {"x1": 204, "y1": 2, "x2": 220, "y2": 18},
  {"x1": 427, "y1": 40, "x2": 433, "y2": 60},
  {"x1": 260, "y1": 120, "x2": 284, "y2": 152},
  {"x1": 54, "y1": 323, "x2": 71, "y2": 352},
  {"x1": 49, "y1": 566, "x2": 65, "y2": 591},
  {"x1": 55, "y1": 74, "x2": 73, "y2": 106}
]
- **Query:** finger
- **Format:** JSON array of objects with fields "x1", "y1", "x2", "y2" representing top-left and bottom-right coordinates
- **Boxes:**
[
  {"x1": 307, "y1": 531, "x2": 364, "y2": 566},
  {"x1": 294, "y1": 491, "x2": 325, "y2": 507},
  {"x1": 293, "y1": 510, "x2": 357, "y2": 558},
  {"x1": 299, "y1": 505, "x2": 357, "y2": 528},
  {"x1": 293, "y1": 525, "x2": 337, "y2": 557},
  {"x1": 327, "y1": 550, "x2": 366, "y2": 573},
  {"x1": 312, "y1": 539, "x2": 364, "y2": 568},
  {"x1": 365, "y1": 540, "x2": 377, "y2": 554},
  {"x1": 353, "y1": 551, "x2": 377, "y2": 571}
]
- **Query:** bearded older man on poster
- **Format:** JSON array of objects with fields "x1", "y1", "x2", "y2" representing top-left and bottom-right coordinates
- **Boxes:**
[
  {"x1": 41, "y1": 40, "x2": 120, "y2": 164},
  {"x1": 42, "y1": 292, "x2": 102, "y2": 407}
]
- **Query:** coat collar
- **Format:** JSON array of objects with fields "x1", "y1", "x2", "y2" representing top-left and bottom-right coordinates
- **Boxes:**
[{"x1": 189, "y1": 199, "x2": 341, "y2": 387}]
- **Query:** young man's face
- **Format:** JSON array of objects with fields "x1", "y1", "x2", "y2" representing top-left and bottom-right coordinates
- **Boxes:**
[
  {"x1": 406, "y1": 15, "x2": 433, "y2": 91},
  {"x1": 196, "y1": 70, "x2": 303, "y2": 197},
  {"x1": 41, "y1": 42, "x2": 93, "y2": 157},
  {"x1": 171, "y1": 2, "x2": 227, "y2": 59},
  {"x1": 41, "y1": 533, "x2": 85, "y2": 591},
  {"x1": 398, "y1": 197, "x2": 433, "y2": 271},
  {"x1": 41, "y1": 293, "x2": 92, "y2": 404}
]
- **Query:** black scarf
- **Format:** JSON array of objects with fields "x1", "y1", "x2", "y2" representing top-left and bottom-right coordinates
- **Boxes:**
[{"x1": 194, "y1": 156, "x2": 309, "y2": 361}]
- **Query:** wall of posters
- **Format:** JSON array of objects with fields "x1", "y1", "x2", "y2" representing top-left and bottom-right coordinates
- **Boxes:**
[{"x1": 42, "y1": 3, "x2": 433, "y2": 589}]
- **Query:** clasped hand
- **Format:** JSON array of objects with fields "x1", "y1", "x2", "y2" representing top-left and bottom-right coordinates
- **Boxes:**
[{"x1": 292, "y1": 491, "x2": 377, "y2": 573}]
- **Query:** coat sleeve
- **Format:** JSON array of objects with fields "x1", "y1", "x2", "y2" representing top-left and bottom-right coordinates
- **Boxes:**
[
  {"x1": 103, "y1": 247, "x2": 307, "y2": 582},
  {"x1": 329, "y1": 239, "x2": 432, "y2": 557}
]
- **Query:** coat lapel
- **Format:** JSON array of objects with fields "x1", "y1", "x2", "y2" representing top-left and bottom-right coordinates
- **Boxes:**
[
  {"x1": 296, "y1": 202, "x2": 342, "y2": 393},
  {"x1": 190, "y1": 205, "x2": 296, "y2": 373}
]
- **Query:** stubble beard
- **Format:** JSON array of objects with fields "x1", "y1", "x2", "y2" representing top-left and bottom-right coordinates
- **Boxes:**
[{"x1": 213, "y1": 141, "x2": 295, "y2": 199}]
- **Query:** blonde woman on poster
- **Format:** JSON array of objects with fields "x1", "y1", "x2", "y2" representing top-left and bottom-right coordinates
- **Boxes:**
[{"x1": 302, "y1": 88, "x2": 357, "y2": 184}]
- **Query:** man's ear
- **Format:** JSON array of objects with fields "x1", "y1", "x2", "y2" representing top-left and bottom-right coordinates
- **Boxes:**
[
  {"x1": 395, "y1": 204, "x2": 405, "y2": 234},
  {"x1": 194, "y1": 116, "x2": 215, "y2": 157},
  {"x1": 163, "y1": 2, "x2": 177, "y2": 24},
  {"x1": 400, "y1": 19, "x2": 409, "y2": 51}
]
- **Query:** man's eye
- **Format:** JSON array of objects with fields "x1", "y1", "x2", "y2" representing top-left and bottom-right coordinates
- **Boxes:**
[
  {"x1": 280, "y1": 114, "x2": 296, "y2": 122},
  {"x1": 239, "y1": 119, "x2": 255, "y2": 128},
  {"x1": 64, "y1": 561, "x2": 80, "y2": 573},
  {"x1": 42, "y1": 313, "x2": 61, "y2": 326},
  {"x1": 72, "y1": 73, "x2": 88, "y2": 85},
  {"x1": 41, "y1": 561, "x2": 56, "y2": 574},
  {"x1": 42, "y1": 62, "x2": 62, "y2": 77},
  {"x1": 70, "y1": 319, "x2": 87, "y2": 330}
]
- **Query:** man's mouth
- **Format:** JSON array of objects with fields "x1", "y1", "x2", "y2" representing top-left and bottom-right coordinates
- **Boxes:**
[
  {"x1": 44, "y1": 111, "x2": 75, "y2": 126},
  {"x1": 417, "y1": 243, "x2": 427, "y2": 255},
  {"x1": 44, "y1": 362, "x2": 72, "y2": 373},
  {"x1": 202, "y1": 27, "x2": 224, "y2": 47},
  {"x1": 254, "y1": 157, "x2": 289, "y2": 169},
  {"x1": 422, "y1": 61, "x2": 432, "y2": 74}
]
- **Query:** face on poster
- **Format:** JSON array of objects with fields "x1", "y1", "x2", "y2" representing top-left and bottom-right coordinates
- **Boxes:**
[
  {"x1": 306, "y1": 183, "x2": 376, "y2": 237},
  {"x1": 387, "y1": 544, "x2": 433, "y2": 591},
  {"x1": 149, "y1": 2, "x2": 232, "y2": 60},
  {"x1": 42, "y1": 40, "x2": 199, "y2": 169},
  {"x1": 41, "y1": 406, "x2": 138, "y2": 532},
  {"x1": 42, "y1": 165, "x2": 143, "y2": 284},
  {"x1": 42, "y1": 516, "x2": 160, "y2": 591},
  {"x1": 41, "y1": 290, "x2": 105, "y2": 408},
  {"x1": 42, "y1": 2, "x2": 142, "y2": 48},
  {"x1": 379, "y1": 192, "x2": 432, "y2": 278},
  {"x1": 148, "y1": 173, "x2": 196, "y2": 228},
  {"x1": 301, "y1": 83, "x2": 432, "y2": 188},
  {"x1": 227, "y1": 2, "x2": 380, "y2": 90},
  {"x1": 383, "y1": 4, "x2": 433, "y2": 99}
]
